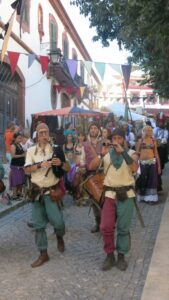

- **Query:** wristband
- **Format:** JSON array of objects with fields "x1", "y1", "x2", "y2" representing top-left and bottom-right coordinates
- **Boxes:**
[{"x1": 121, "y1": 150, "x2": 133, "y2": 165}]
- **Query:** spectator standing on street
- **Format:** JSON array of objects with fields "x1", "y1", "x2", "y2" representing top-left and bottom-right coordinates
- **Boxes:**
[
  {"x1": 102, "y1": 128, "x2": 111, "y2": 142},
  {"x1": 136, "y1": 126, "x2": 161, "y2": 203},
  {"x1": 24, "y1": 123, "x2": 70, "y2": 268},
  {"x1": 10, "y1": 132, "x2": 26, "y2": 199},
  {"x1": 83, "y1": 122, "x2": 103, "y2": 233},
  {"x1": 72, "y1": 132, "x2": 86, "y2": 205},
  {"x1": 153, "y1": 120, "x2": 168, "y2": 170},
  {"x1": 4, "y1": 122, "x2": 16, "y2": 163},
  {"x1": 21, "y1": 130, "x2": 34, "y2": 152}
]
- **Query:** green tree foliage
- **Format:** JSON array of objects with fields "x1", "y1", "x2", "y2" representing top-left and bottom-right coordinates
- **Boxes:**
[{"x1": 71, "y1": 0, "x2": 169, "y2": 97}]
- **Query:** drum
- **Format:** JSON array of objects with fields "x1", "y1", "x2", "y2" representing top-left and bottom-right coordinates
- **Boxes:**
[{"x1": 83, "y1": 171, "x2": 105, "y2": 204}]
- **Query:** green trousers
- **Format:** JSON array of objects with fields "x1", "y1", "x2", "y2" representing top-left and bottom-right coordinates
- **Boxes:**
[
  {"x1": 32, "y1": 195, "x2": 65, "y2": 251},
  {"x1": 116, "y1": 198, "x2": 134, "y2": 254}
]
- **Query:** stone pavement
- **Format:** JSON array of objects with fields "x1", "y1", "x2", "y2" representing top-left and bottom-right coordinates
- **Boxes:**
[{"x1": 0, "y1": 165, "x2": 168, "y2": 300}]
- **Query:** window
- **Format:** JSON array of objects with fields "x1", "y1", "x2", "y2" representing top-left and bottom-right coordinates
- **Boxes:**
[
  {"x1": 16, "y1": 0, "x2": 30, "y2": 33},
  {"x1": 49, "y1": 14, "x2": 58, "y2": 51},
  {"x1": 38, "y1": 4, "x2": 44, "y2": 42},
  {"x1": 62, "y1": 33, "x2": 69, "y2": 59}
]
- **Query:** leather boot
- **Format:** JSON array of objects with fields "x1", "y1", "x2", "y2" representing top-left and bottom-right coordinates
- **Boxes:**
[
  {"x1": 31, "y1": 250, "x2": 49, "y2": 268},
  {"x1": 57, "y1": 236, "x2": 65, "y2": 253},
  {"x1": 116, "y1": 253, "x2": 128, "y2": 271},
  {"x1": 101, "y1": 253, "x2": 116, "y2": 271}
]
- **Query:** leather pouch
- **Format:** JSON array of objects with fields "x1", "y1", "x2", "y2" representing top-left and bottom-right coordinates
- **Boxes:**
[
  {"x1": 116, "y1": 188, "x2": 128, "y2": 202},
  {"x1": 50, "y1": 186, "x2": 63, "y2": 203}
]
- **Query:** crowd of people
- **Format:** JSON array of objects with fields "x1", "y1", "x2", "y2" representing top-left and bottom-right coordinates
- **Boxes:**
[{"x1": 1, "y1": 112, "x2": 169, "y2": 271}]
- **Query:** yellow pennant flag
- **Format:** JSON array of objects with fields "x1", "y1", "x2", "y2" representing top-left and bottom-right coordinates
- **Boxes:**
[
  {"x1": 80, "y1": 86, "x2": 85, "y2": 97},
  {"x1": 1, "y1": 12, "x2": 15, "y2": 62},
  {"x1": 97, "y1": 84, "x2": 103, "y2": 92}
]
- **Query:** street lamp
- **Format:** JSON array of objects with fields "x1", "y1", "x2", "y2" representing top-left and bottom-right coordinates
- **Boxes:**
[{"x1": 48, "y1": 48, "x2": 63, "y2": 64}]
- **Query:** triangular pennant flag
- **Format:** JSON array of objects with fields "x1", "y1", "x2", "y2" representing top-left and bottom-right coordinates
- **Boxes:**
[
  {"x1": 1, "y1": 12, "x2": 15, "y2": 62},
  {"x1": 97, "y1": 85, "x2": 103, "y2": 92},
  {"x1": 83, "y1": 60, "x2": 92, "y2": 75},
  {"x1": 8, "y1": 51, "x2": 20, "y2": 76},
  {"x1": 109, "y1": 63, "x2": 122, "y2": 75},
  {"x1": 80, "y1": 86, "x2": 85, "y2": 97},
  {"x1": 66, "y1": 59, "x2": 78, "y2": 79},
  {"x1": 121, "y1": 64, "x2": 132, "y2": 90},
  {"x1": 28, "y1": 53, "x2": 36, "y2": 68},
  {"x1": 76, "y1": 88, "x2": 81, "y2": 98},
  {"x1": 39, "y1": 56, "x2": 49, "y2": 74},
  {"x1": 19, "y1": 0, "x2": 26, "y2": 37},
  {"x1": 11, "y1": 0, "x2": 22, "y2": 15},
  {"x1": 95, "y1": 62, "x2": 106, "y2": 80}
]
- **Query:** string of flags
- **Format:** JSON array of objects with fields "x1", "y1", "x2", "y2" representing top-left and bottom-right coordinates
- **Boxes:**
[
  {"x1": 0, "y1": 50, "x2": 132, "y2": 89},
  {"x1": 0, "y1": 0, "x2": 132, "y2": 93}
]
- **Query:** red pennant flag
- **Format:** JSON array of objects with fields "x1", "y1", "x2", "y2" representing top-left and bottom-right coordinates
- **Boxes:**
[
  {"x1": 66, "y1": 86, "x2": 74, "y2": 94},
  {"x1": 54, "y1": 85, "x2": 62, "y2": 93},
  {"x1": 76, "y1": 88, "x2": 81, "y2": 98},
  {"x1": 8, "y1": 51, "x2": 20, "y2": 76},
  {"x1": 39, "y1": 56, "x2": 49, "y2": 74}
]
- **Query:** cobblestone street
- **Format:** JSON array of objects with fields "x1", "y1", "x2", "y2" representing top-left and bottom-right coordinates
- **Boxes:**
[{"x1": 0, "y1": 166, "x2": 168, "y2": 300}]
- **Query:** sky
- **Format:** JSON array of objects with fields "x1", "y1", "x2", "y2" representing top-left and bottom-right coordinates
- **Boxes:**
[{"x1": 61, "y1": 0, "x2": 129, "y2": 65}]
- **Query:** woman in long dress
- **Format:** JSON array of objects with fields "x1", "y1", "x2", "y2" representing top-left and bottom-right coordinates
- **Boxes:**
[
  {"x1": 136, "y1": 126, "x2": 161, "y2": 204},
  {"x1": 10, "y1": 132, "x2": 25, "y2": 199}
]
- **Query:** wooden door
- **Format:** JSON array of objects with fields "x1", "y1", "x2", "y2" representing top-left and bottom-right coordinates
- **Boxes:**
[{"x1": 0, "y1": 63, "x2": 20, "y2": 154}]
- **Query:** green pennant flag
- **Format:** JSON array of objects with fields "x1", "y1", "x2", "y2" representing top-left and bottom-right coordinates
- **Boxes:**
[
  {"x1": 95, "y1": 62, "x2": 106, "y2": 80},
  {"x1": 84, "y1": 60, "x2": 92, "y2": 75},
  {"x1": 109, "y1": 63, "x2": 122, "y2": 75}
]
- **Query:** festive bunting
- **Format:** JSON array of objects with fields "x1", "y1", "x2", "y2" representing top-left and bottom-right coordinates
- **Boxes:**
[
  {"x1": 28, "y1": 53, "x2": 36, "y2": 68},
  {"x1": 39, "y1": 55, "x2": 49, "y2": 74},
  {"x1": 83, "y1": 60, "x2": 92, "y2": 75},
  {"x1": 80, "y1": 86, "x2": 85, "y2": 97},
  {"x1": 1, "y1": 12, "x2": 15, "y2": 62},
  {"x1": 109, "y1": 63, "x2": 122, "y2": 75},
  {"x1": 121, "y1": 64, "x2": 132, "y2": 90},
  {"x1": 19, "y1": 0, "x2": 26, "y2": 37},
  {"x1": 66, "y1": 59, "x2": 78, "y2": 79},
  {"x1": 95, "y1": 62, "x2": 106, "y2": 80},
  {"x1": 8, "y1": 51, "x2": 20, "y2": 75}
]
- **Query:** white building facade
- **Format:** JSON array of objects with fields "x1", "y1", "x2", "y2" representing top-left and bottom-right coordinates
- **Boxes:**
[{"x1": 0, "y1": 0, "x2": 100, "y2": 138}]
